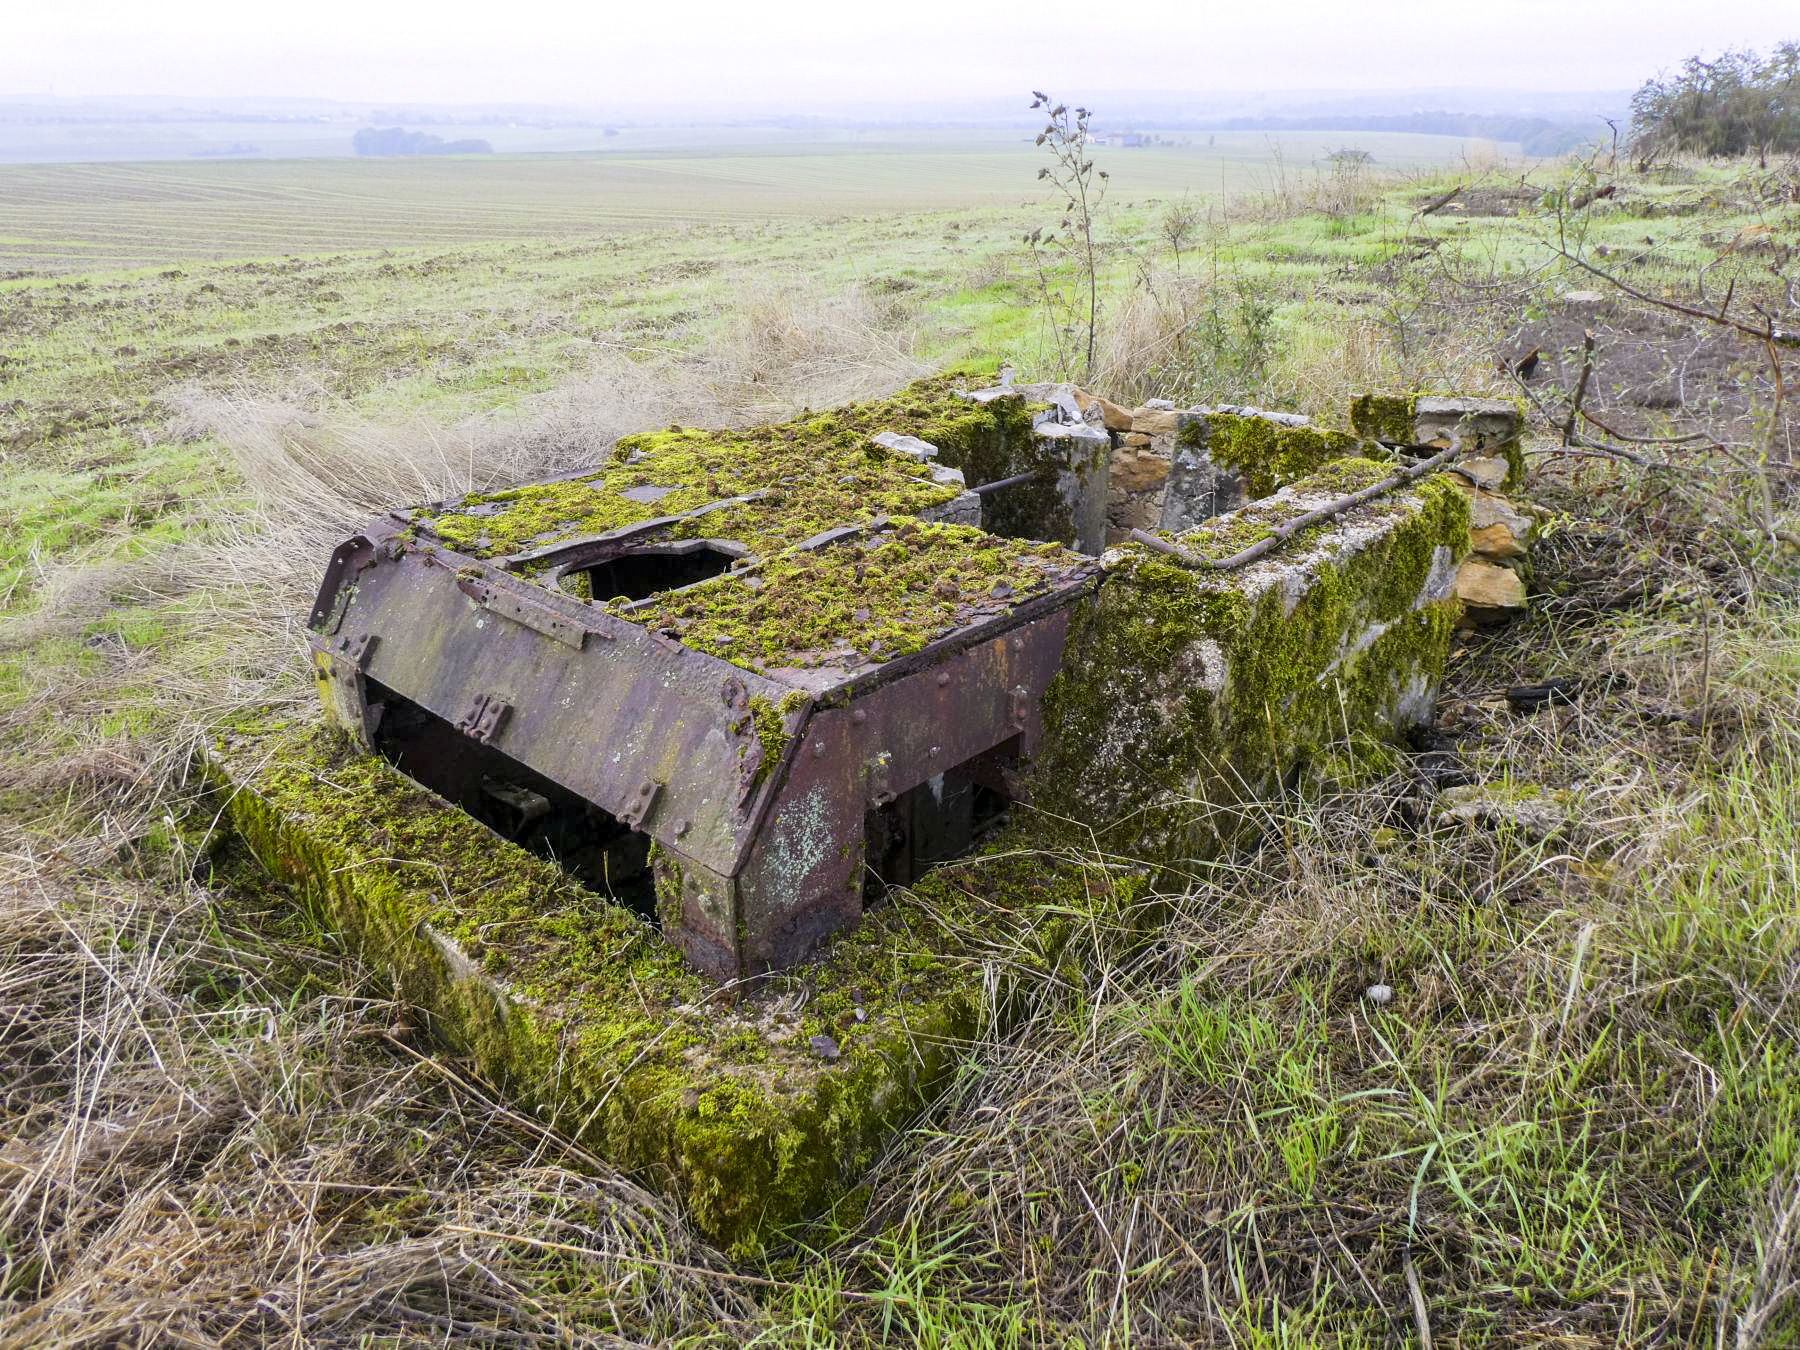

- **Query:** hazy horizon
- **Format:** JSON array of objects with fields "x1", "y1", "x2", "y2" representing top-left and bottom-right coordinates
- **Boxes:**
[{"x1": 6, "y1": 0, "x2": 1794, "y2": 111}]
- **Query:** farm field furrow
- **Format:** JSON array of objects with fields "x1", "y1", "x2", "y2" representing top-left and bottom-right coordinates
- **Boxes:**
[{"x1": 0, "y1": 133, "x2": 1512, "y2": 273}]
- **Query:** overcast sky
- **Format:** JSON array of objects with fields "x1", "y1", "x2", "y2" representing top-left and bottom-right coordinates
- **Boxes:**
[{"x1": 5, "y1": 0, "x2": 1795, "y2": 107}]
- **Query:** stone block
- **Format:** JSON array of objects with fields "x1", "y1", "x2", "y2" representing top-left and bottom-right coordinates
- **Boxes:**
[
  {"x1": 1455, "y1": 558, "x2": 1528, "y2": 621},
  {"x1": 1109, "y1": 447, "x2": 1170, "y2": 493},
  {"x1": 1455, "y1": 481, "x2": 1532, "y2": 562},
  {"x1": 1074, "y1": 388, "x2": 1134, "y2": 431},
  {"x1": 1130, "y1": 406, "x2": 1180, "y2": 437}
]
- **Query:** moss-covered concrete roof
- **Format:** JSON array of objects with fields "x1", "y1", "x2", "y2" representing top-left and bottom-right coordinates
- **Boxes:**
[
  {"x1": 411, "y1": 376, "x2": 1016, "y2": 563},
  {"x1": 401, "y1": 376, "x2": 1096, "y2": 676},
  {"x1": 620, "y1": 518, "x2": 1081, "y2": 671}
]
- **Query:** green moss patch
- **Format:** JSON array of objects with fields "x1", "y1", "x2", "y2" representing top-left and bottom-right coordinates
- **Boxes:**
[
  {"x1": 1034, "y1": 464, "x2": 1470, "y2": 859},
  {"x1": 621, "y1": 519, "x2": 1081, "y2": 670},
  {"x1": 204, "y1": 719, "x2": 1147, "y2": 1254},
  {"x1": 413, "y1": 376, "x2": 1030, "y2": 564},
  {"x1": 1195, "y1": 413, "x2": 1382, "y2": 499},
  {"x1": 1348, "y1": 392, "x2": 1418, "y2": 444}
]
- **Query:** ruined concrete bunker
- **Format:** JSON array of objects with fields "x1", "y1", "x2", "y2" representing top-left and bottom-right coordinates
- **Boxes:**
[
  {"x1": 305, "y1": 376, "x2": 1516, "y2": 984},
  {"x1": 308, "y1": 378, "x2": 1115, "y2": 979},
  {"x1": 208, "y1": 374, "x2": 1525, "y2": 1247}
]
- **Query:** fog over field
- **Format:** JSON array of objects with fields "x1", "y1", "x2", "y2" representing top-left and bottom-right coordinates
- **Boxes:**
[
  {"x1": 5, "y1": 0, "x2": 1793, "y2": 167},
  {"x1": 10, "y1": 0, "x2": 1798, "y2": 107}
]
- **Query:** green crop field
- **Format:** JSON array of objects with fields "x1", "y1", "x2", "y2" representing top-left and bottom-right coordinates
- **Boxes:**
[{"x1": 0, "y1": 129, "x2": 1512, "y2": 272}]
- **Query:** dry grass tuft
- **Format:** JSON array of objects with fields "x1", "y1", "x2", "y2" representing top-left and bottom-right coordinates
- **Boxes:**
[
  {"x1": 0, "y1": 276, "x2": 927, "y2": 819},
  {"x1": 0, "y1": 829, "x2": 754, "y2": 1347}
]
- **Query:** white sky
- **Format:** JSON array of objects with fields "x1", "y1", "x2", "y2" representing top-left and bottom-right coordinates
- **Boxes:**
[{"x1": 4, "y1": 0, "x2": 1795, "y2": 107}]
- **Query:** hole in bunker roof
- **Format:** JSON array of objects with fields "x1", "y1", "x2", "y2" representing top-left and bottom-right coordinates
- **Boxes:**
[{"x1": 573, "y1": 542, "x2": 741, "y2": 604}]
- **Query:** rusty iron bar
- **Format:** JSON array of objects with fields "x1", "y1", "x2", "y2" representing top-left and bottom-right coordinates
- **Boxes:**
[
  {"x1": 972, "y1": 469, "x2": 1048, "y2": 496},
  {"x1": 1129, "y1": 439, "x2": 1466, "y2": 572}
]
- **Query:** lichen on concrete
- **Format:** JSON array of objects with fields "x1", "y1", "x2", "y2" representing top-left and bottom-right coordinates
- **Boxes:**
[{"x1": 1031, "y1": 460, "x2": 1470, "y2": 860}]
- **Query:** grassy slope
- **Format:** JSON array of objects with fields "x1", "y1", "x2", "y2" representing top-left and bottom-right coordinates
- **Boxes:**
[{"x1": 1, "y1": 151, "x2": 1798, "y2": 1345}]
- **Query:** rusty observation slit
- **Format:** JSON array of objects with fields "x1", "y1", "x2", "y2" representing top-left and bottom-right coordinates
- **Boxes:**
[
  {"x1": 863, "y1": 737, "x2": 1019, "y2": 903},
  {"x1": 365, "y1": 677, "x2": 660, "y2": 917}
]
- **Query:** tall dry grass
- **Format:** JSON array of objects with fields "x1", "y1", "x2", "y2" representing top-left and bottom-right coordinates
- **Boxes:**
[
  {"x1": 164, "y1": 277, "x2": 927, "y2": 584},
  {"x1": 0, "y1": 828, "x2": 754, "y2": 1347}
]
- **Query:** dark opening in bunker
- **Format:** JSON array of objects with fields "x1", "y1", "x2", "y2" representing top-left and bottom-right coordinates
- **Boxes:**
[
  {"x1": 862, "y1": 737, "x2": 1019, "y2": 902},
  {"x1": 363, "y1": 678, "x2": 657, "y2": 917},
  {"x1": 572, "y1": 542, "x2": 740, "y2": 604}
]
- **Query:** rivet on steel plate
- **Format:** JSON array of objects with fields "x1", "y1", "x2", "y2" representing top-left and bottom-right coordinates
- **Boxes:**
[
  {"x1": 851, "y1": 709, "x2": 867, "y2": 725},
  {"x1": 812, "y1": 741, "x2": 825, "y2": 757},
  {"x1": 936, "y1": 672, "x2": 951, "y2": 686}
]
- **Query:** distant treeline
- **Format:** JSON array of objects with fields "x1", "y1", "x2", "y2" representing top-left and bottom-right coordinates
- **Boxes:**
[
  {"x1": 352, "y1": 126, "x2": 493, "y2": 157},
  {"x1": 1631, "y1": 43, "x2": 1799, "y2": 167},
  {"x1": 1209, "y1": 112, "x2": 1603, "y2": 158}
]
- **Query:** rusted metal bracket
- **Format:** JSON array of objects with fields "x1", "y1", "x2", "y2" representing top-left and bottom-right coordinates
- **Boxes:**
[
  {"x1": 454, "y1": 692, "x2": 512, "y2": 745},
  {"x1": 309, "y1": 534, "x2": 378, "y2": 635},
  {"x1": 456, "y1": 575, "x2": 602, "y2": 650},
  {"x1": 306, "y1": 465, "x2": 1096, "y2": 980},
  {"x1": 314, "y1": 632, "x2": 381, "y2": 745},
  {"x1": 334, "y1": 632, "x2": 377, "y2": 667},
  {"x1": 619, "y1": 779, "x2": 662, "y2": 830}
]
